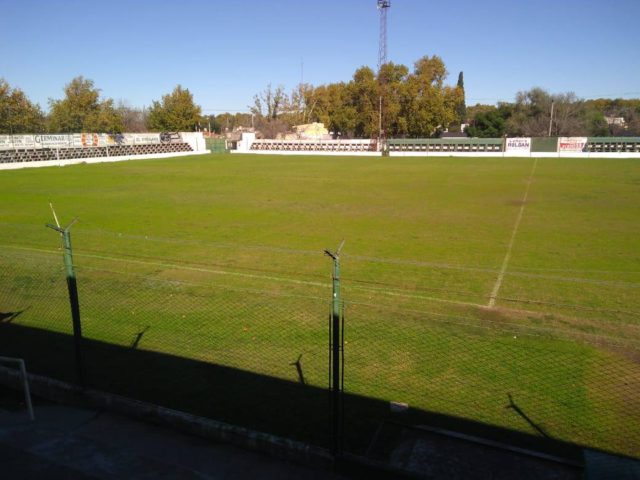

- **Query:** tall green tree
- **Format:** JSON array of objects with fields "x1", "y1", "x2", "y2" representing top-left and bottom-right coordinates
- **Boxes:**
[
  {"x1": 379, "y1": 62, "x2": 409, "y2": 136},
  {"x1": 48, "y1": 76, "x2": 123, "y2": 132},
  {"x1": 147, "y1": 85, "x2": 202, "y2": 132},
  {"x1": 465, "y1": 107, "x2": 509, "y2": 137},
  {"x1": 0, "y1": 79, "x2": 46, "y2": 133},
  {"x1": 456, "y1": 71, "x2": 466, "y2": 122},
  {"x1": 349, "y1": 66, "x2": 380, "y2": 138}
]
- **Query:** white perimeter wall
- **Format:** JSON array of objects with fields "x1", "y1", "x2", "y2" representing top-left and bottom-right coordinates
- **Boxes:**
[
  {"x1": 231, "y1": 150, "x2": 380, "y2": 157},
  {"x1": 180, "y1": 132, "x2": 207, "y2": 152},
  {"x1": 0, "y1": 150, "x2": 209, "y2": 171},
  {"x1": 232, "y1": 149, "x2": 640, "y2": 158},
  {"x1": 390, "y1": 152, "x2": 640, "y2": 158}
]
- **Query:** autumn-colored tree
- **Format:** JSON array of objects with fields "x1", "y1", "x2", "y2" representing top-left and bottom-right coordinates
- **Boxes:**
[{"x1": 403, "y1": 55, "x2": 457, "y2": 137}]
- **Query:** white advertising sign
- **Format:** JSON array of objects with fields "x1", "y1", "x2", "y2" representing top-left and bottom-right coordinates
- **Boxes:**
[
  {"x1": 133, "y1": 133, "x2": 161, "y2": 144},
  {"x1": 0, "y1": 135, "x2": 36, "y2": 150},
  {"x1": 558, "y1": 137, "x2": 588, "y2": 152},
  {"x1": 71, "y1": 133, "x2": 97, "y2": 148},
  {"x1": 34, "y1": 134, "x2": 72, "y2": 148},
  {"x1": 0, "y1": 136, "x2": 11, "y2": 150},
  {"x1": 0, "y1": 133, "x2": 169, "y2": 150},
  {"x1": 505, "y1": 137, "x2": 531, "y2": 154}
]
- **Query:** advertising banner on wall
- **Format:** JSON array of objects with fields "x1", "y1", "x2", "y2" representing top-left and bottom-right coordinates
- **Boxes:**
[
  {"x1": 0, "y1": 133, "x2": 169, "y2": 150},
  {"x1": 34, "y1": 134, "x2": 72, "y2": 148},
  {"x1": 0, "y1": 135, "x2": 36, "y2": 150},
  {"x1": 505, "y1": 137, "x2": 531, "y2": 154},
  {"x1": 70, "y1": 133, "x2": 107, "y2": 148},
  {"x1": 132, "y1": 133, "x2": 161, "y2": 144},
  {"x1": 558, "y1": 137, "x2": 588, "y2": 153}
]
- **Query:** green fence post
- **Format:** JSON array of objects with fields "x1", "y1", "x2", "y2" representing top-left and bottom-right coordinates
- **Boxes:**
[
  {"x1": 325, "y1": 240, "x2": 345, "y2": 457},
  {"x1": 46, "y1": 217, "x2": 84, "y2": 387}
]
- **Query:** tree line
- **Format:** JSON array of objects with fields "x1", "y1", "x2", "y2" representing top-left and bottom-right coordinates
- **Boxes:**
[
  {"x1": 466, "y1": 89, "x2": 640, "y2": 138},
  {"x1": 240, "y1": 54, "x2": 640, "y2": 138},
  {"x1": 0, "y1": 76, "x2": 201, "y2": 134},
  {"x1": 246, "y1": 55, "x2": 465, "y2": 139},
  {"x1": 3, "y1": 55, "x2": 639, "y2": 138}
]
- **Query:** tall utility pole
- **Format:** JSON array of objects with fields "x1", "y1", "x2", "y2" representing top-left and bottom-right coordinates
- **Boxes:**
[{"x1": 377, "y1": 1, "x2": 391, "y2": 150}]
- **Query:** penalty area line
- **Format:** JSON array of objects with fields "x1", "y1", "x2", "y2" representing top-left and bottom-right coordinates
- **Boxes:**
[{"x1": 488, "y1": 157, "x2": 538, "y2": 308}]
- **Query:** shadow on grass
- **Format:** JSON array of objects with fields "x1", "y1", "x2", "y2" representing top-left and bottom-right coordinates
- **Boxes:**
[
  {"x1": 130, "y1": 326, "x2": 150, "y2": 350},
  {"x1": 506, "y1": 393, "x2": 551, "y2": 439},
  {"x1": 0, "y1": 320, "x2": 587, "y2": 464},
  {"x1": 0, "y1": 310, "x2": 24, "y2": 323}
]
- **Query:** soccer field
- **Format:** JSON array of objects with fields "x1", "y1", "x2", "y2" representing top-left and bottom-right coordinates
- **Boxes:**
[{"x1": 1, "y1": 153, "x2": 639, "y2": 457}]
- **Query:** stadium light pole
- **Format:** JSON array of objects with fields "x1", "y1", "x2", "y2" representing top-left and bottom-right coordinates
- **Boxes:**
[
  {"x1": 377, "y1": 0, "x2": 391, "y2": 152},
  {"x1": 548, "y1": 101, "x2": 555, "y2": 137},
  {"x1": 324, "y1": 239, "x2": 345, "y2": 457}
]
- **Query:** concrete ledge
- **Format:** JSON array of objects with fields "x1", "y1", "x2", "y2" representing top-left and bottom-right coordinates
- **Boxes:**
[
  {"x1": 0, "y1": 150, "x2": 210, "y2": 171},
  {"x1": 389, "y1": 152, "x2": 640, "y2": 158},
  {"x1": 0, "y1": 365, "x2": 332, "y2": 470},
  {"x1": 231, "y1": 150, "x2": 640, "y2": 158}
]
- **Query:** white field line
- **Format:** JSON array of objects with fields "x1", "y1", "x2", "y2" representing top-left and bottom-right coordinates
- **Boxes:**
[
  {"x1": 1, "y1": 244, "x2": 485, "y2": 308},
  {"x1": 488, "y1": 158, "x2": 539, "y2": 308},
  {"x1": 0, "y1": 244, "x2": 327, "y2": 289}
]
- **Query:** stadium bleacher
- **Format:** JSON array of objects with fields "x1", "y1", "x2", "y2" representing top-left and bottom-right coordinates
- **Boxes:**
[
  {"x1": 250, "y1": 139, "x2": 377, "y2": 152},
  {"x1": 586, "y1": 137, "x2": 640, "y2": 153},
  {"x1": 388, "y1": 138, "x2": 503, "y2": 153},
  {"x1": 0, "y1": 135, "x2": 194, "y2": 165}
]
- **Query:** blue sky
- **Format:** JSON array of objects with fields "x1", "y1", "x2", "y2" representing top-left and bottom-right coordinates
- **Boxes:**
[{"x1": 1, "y1": 0, "x2": 639, "y2": 113}]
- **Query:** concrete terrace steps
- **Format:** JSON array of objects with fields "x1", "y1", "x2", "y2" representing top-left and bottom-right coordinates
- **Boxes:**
[{"x1": 0, "y1": 143, "x2": 193, "y2": 164}]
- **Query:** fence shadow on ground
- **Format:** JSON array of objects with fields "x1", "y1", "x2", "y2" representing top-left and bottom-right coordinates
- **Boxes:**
[{"x1": 0, "y1": 320, "x2": 595, "y2": 470}]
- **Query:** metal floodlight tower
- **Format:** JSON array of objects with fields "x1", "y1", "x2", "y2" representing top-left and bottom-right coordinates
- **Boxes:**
[
  {"x1": 377, "y1": 0, "x2": 391, "y2": 150},
  {"x1": 377, "y1": 0, "x2": 391, "y2": 71}
]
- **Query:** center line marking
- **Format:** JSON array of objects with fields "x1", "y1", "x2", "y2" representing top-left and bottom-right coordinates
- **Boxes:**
[{"x1": 488, "y1": 157, "x2": 539, "y2": 308}]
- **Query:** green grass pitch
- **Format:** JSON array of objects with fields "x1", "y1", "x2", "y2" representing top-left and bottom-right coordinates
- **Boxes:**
[{"x1": 0, "y1": 153, "x2": 639, "y2": 456}]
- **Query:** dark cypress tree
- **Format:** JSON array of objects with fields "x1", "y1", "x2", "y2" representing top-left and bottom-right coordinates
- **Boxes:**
[{"x1": 456, "y1": 71, "x2": 467, "y2": 123}]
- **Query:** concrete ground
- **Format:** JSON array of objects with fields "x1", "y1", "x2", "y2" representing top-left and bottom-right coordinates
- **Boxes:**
[
  {"x1": 0, "y1": 387, "x2": 343, "y2": 479},
  {"x1": 2, "y1": 385, "x2": 638, "y2": 479}
]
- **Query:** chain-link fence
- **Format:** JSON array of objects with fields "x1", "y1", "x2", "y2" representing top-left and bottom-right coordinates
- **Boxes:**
[
  {"x1": 0, "y1": 246, "x2": 332, "y2": 447},
  {"x1": 1, "y1": 237, "x2": 638, "y2": 459},
  {"x1": 343, "y1": 301, "x2": 640, "y2": 460}
]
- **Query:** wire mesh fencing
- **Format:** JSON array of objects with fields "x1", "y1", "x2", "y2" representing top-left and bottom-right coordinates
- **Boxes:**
[
  {"x1": 341, "y1": 300, "x2": 640, "y2": 460},
  {"x1": 0, "y1": 249, "x2": 78, "y2": 382},
  {"x1": 1, "y1": 243, "x2": 639, "y2": 459},
  {"x1": 0, "y1": 247, "x2": 332, "y2": 447}
]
